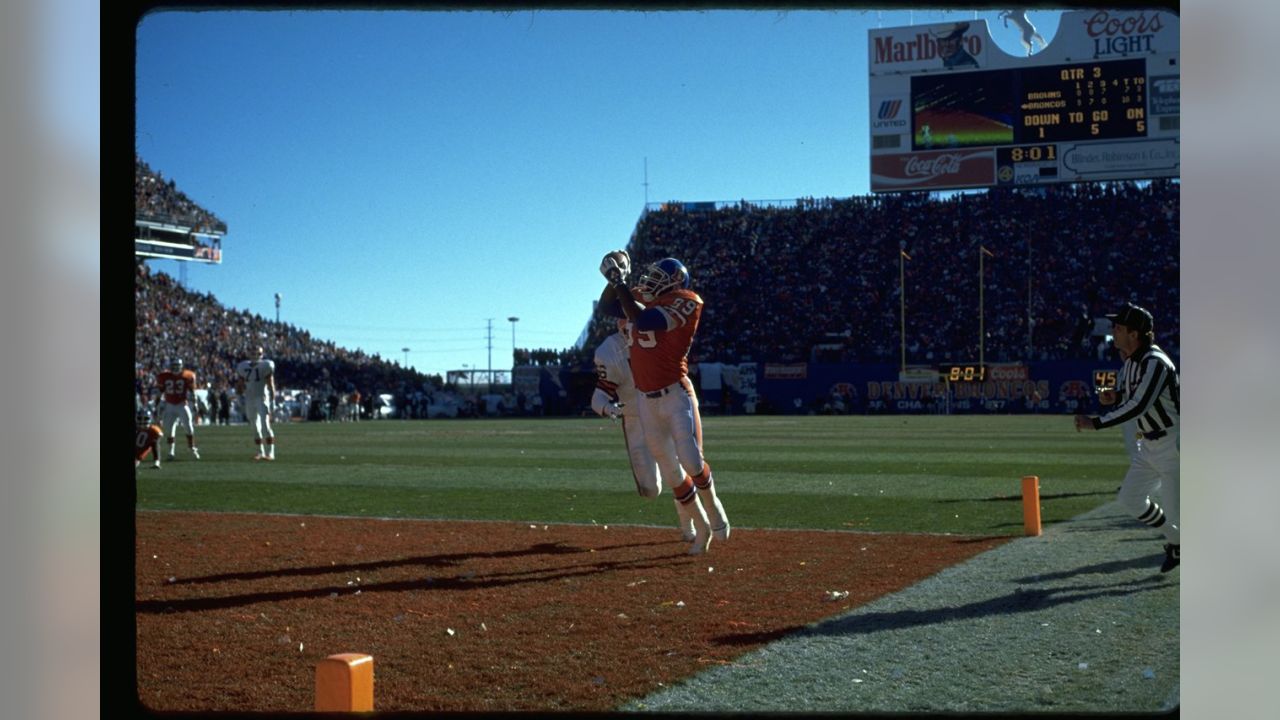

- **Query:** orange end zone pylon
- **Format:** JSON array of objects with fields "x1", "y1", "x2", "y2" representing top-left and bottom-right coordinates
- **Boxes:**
[
  {"x1": 315, "y1": 653, "x2": 373, "y2": 711},
  {"x1": 1021, "y1": 475, "x2": 1042, "y2": 537}
]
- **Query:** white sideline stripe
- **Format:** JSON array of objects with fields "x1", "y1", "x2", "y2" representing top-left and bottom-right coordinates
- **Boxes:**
[{"x1": 133, "y1": 508, "x2": 981, "y2": 538}]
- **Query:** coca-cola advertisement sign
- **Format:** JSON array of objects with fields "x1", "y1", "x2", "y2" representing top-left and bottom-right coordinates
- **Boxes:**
[{"x1": 871, "y1": 149, "x2": 994, "y2": 191}]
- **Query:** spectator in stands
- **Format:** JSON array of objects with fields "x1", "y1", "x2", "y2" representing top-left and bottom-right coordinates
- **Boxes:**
[{"x1": 218, "y1": 385, "x2": 231, "y2": 425}]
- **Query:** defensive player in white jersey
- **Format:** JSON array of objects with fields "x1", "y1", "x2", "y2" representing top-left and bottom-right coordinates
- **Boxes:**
[
  {"x1": 235, "y1": 345, "x2": 278, "y2": 461},
  {"x1": 592, "y1": 313, "x2": 697, "y2": 542},
  {"x1": 600, "y1": 250, "x2": 729, "y2": 555},
  {"x1": 1075, "y1": 304, "x2": 1180, "y2": 572}
]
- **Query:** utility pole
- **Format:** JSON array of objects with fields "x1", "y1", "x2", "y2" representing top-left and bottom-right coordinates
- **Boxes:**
[
  {"x1": 899, "y1": 248, "x2": 910, "y2": 373},
  {"x1": 486, "y1": 318, "x2": 494, "y2": 395},
  {"x1": 643, "y1": 157, "x2": 649, "y2": 207},
  {"x1": 508, "y1": 316, "x2": 519, "y2": 366},
  {"x1": 980, "y1": 245, "x2": 994, "y2": 369}
]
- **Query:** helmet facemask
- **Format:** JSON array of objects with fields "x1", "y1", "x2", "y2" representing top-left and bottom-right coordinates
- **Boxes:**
[{"x1": 635, "y1": 259, "x2": 689, "y2": 302}]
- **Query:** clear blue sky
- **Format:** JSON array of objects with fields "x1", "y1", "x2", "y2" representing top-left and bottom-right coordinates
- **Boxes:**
[{"x1": 135, "y1": 8, "x2": 1062, "y2": 380}]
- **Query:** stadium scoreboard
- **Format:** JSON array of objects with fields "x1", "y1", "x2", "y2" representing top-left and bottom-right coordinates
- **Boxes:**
[
  {"x1": 869, "y1": 10, "x2": 1179, "y2": 192},
  {"x1": 915, "y1": 58, "x2": 1149, "y2": 148}
]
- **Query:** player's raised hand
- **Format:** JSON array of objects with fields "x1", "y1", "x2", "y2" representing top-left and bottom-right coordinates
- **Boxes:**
[
  {"x1": 609, "y1": 250, "x2": 630, "y2": 278},
  {"x1": 600, "y1": 251, "x2": 629, "y2": 283}
]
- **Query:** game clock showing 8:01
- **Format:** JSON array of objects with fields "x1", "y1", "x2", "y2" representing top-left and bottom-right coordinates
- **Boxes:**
[
  {"x1": 998, "y1": 144, "x2": 1057, "y2": 164},
  {"x1": 943, "y1": 365, "x2": 986, "y2": 382}
]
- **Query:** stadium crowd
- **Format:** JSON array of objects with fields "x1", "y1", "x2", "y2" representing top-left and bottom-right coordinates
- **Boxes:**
[
  {"x1": 135, "y1": 262, "x2": 452, "y2": 420},
  {"x1": 583, "y1": 180, "x2": 1179, "y2": 366},
  {"x1": 136, "y1": 155, "x2": 228, "y2": 233},
  {"x1": 137, "y1": 179, "x2": 1178, "y2": 421}
]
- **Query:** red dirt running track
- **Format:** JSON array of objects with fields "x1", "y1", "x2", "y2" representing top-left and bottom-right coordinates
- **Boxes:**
[{"x1": 135, "y1": 511, "x2": 1007, "y2": 712}]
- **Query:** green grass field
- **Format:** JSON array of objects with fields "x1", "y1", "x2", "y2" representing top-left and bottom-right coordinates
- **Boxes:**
[{"x1": 136, "y1": 415, "x2": 1127, "y2": 535}]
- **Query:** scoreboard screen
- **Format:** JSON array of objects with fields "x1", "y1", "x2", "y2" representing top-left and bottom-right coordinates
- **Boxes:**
[
  {"x1": 868, "y1": 10, "x2": 1179, "y2": 192},
  {"x1": 911, "y1": 58, "x2": 1148, "y2": 150}
]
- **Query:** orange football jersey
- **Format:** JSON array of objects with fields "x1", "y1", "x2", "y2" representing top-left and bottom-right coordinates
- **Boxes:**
[
  {"x1": 157, "y1": 369, "x2": 197, "y2": 404},
  {"x1": 629, "y1": 288, "x2": 702, "y2": 392},
  {"x1": 135, "y1": 423, "x2": 163, "y2": 460}
]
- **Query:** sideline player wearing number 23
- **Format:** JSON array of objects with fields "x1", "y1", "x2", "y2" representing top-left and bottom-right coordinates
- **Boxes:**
[{"x1": 155, "y1": 357, "x2": 200, "y2": 461}]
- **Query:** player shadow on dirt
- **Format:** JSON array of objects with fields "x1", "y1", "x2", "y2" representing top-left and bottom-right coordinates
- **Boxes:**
[
  {"x1": 137, "y1": 545, "x2": 691, "y2": 614},
  {"x1": 711, "y1": 575, "x2": 1172, "y2": 647},
  {"x1": 168, "y1": 539, "x2": 675, "y2": 585}
]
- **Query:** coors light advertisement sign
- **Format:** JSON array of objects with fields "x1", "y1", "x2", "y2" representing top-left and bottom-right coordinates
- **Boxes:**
[{"x1": 868, "y1": 10, "x2": 1178, "y2": 76}]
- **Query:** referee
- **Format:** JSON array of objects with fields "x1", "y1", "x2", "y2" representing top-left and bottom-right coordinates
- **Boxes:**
[{"x1": 1074, "y1": 304, "x2": 1181, "y2": 572}]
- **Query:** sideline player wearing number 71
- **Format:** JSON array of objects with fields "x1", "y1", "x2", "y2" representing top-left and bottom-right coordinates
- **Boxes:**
[
  {"x1": 235, "y1": 345, "x2": 277, "y2": 461},
  {"x1": 600, "y1": 251, "x2": 729, "y2": 555}
]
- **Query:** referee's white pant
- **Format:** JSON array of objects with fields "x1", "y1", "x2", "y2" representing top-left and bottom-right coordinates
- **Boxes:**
[{"x1": 1116, "y1": 427, "x2": 1179, "y2": 545}]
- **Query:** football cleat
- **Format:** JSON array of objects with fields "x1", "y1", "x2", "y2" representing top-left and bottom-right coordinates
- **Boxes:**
[
  {"x1": 680, "y1": 516, "x2": 696, "y2": 542},
  {"x1": 636, "y1": 258, "x2": 690, "y2": 302},
  {"x1": 1160, "y1": 543, "x2": 1179, "y2": 573},
  {"x1": 191, "y1": 448, "x2": 200, "y2": 460},
  {"x1": 687, "y1": 511, "x2": 712, "y2": 556}
]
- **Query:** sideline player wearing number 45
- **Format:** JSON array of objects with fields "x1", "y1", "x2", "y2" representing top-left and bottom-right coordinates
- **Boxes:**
[{"x1": 600, "y1": 251, "x2": 729, "y2": 555}]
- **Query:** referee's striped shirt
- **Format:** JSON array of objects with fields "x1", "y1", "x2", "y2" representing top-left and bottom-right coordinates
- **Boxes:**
[{"x1": 1093, "y1": 343, "x2": 1179, "y2": 435}]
